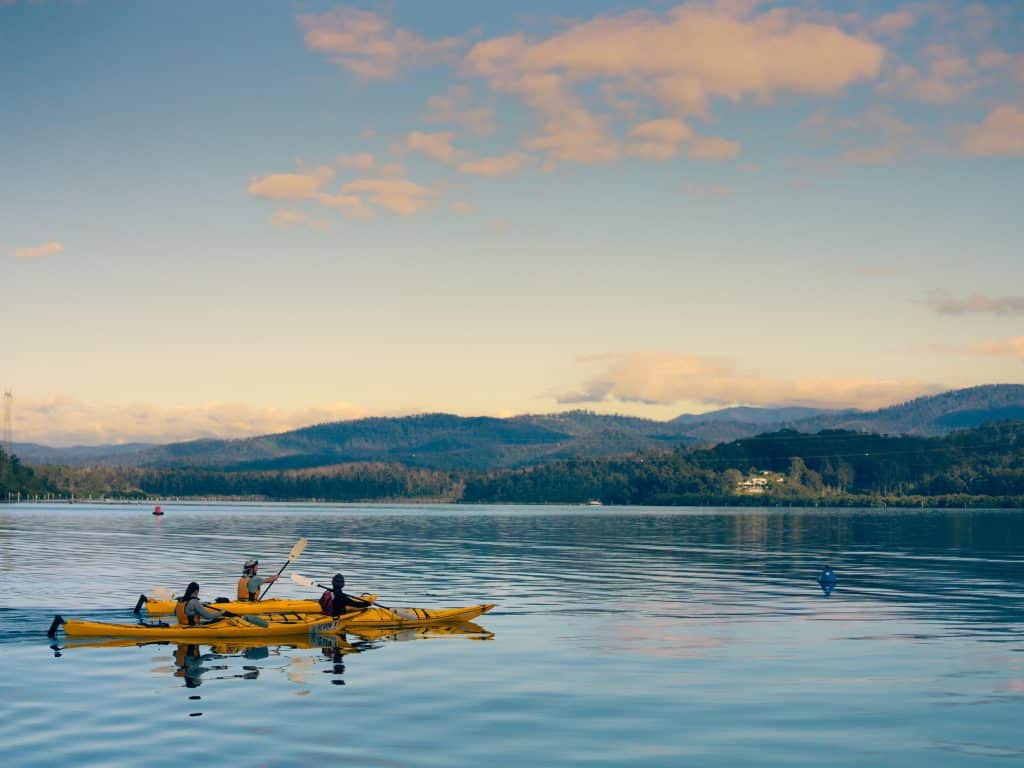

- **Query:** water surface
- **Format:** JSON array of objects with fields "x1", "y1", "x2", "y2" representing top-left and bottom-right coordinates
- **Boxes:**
[{"x1": 1, "y1": 503, "x2": 1022, "y2": 766}]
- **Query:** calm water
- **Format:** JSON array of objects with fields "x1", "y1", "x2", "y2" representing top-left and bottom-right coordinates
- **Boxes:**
[{"x1": 1, "y1": 503, "x2": 1022, "y2": 767}]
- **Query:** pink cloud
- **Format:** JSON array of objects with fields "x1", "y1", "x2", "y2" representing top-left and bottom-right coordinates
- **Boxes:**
[
  {"x1": 627, "y1": 118, "x2": 693, "y2": 160},
  {"x1": 14, "y1": 241, "x2": 64, "y2": 259},
  {"x1": 558, "y1": 351, "x2": 939, "y2": 410},
  {"x1": 968, "y1": 338, "x2": 1024, "y2": 362},
  {"x1": 464, "y1": 4, "x2": 881, "y2": 165},
  {"x1": 872, "y1": 10, "x2": 915, "y2": 38},
  {"x1": 962, "y1": 104, "x2": 1024, "y2": 156},
  {"x1": 298, "y1": 6, "x2": 460, "y2": 80},
  {"x1": 393, "y1": 130, "x2": 459, "y2": 163},
  {"x1": 270, "y1": 209, "x2": 330, "y2": 230},
  {"x1": 317, "y1": 192, "x2": 375, "y2": 220},
  {"x1": 339, "y1": 178, "x2": 433, "y2": 216},
  {"x1": 422, "y1": 86, "x2": 496, "y2": 135},
  {"x1": 248, "y1": 167, "x2": 334, "y2": 200},
  {"x1": 458, "y1": 152, "x2": 531, "y2": 177},
  {"x1": 926, "y1": 291, "x2": 1024, "y2": 316}
]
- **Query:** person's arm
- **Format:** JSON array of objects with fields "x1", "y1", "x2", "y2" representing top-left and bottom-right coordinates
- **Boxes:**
[
  {"x1": 193, "y1": 601, "x2": 224, "y2": 621},
  {"x1": 344, "y1": 592, "x2": 372, "y2": 608}
]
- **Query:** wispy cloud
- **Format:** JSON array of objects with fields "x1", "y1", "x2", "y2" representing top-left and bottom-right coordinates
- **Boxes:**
[
  {"x1": 270, "y1": 209, "x2": 330, "y2": 230},
  {"x1": 803, "y1": 105, "x2": 916, "y2": 165},
  {"x1": 422, "y1": 85, "x2": 495, "y2": 135},
  {"x1": 317, "y1": 191, "x2": 375, "y2": 220},
  {"x1": 458, "y1": 152, "x2": 531, "y2": 177},
  {"x1": 339, "y1": 177, "x2": 433, "y2": 216},
  {"x1": 872, "y1": 10, "x2": 915, "y2": 38},
  {"x1": 926, "y1": 290, "x2": 1024, "y2": 316},
  {"x1": 392, "y1": 130, "x2": 460, "y2": 164},
  {"x1": 557, "y1": 351, "x2": 939, "y2": 410},
  {"x1": 626, "y1": 118, "x2": 693, "y2": 161},
  {"x1": 248, "y1": 166, "x2": 335, "y2": 200},
  {"x1": 14, "y1": 241, "x2": 64, "y2": 259},
  {"x1": 967, "y1": 337, "x2": 1024, "y2": 362},
  {"x1": 298, "y1": 5, "x2": 460, "y2": 80},
  {"x1": 961, "y1": 104, "x2": 1024, "y2": 156}
]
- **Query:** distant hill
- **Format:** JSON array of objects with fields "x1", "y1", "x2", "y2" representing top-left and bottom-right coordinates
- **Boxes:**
[
  {"x1": 671, "y1": 405, "x2": 843, "y2": 426},
  {"x1": 670, "y1": 384, "x2": 1024, "y2": 444},
  {"x1": 10, "y1": 442, "x2": 155, "y2": 467},
  {"x1": 66, "y1": 411, "x2": 699, "y2": 472},
  {"x1": 788, "y1": 384, "x2": 1024, "y2": 436},
  {"x1": 14, "y1": 384, "x2": 1024, "y2": 473}
]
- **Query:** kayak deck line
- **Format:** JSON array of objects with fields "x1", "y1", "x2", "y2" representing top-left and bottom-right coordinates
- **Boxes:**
[{"x1": 49, "y1": 604, "x2": 497, "y2": 640}]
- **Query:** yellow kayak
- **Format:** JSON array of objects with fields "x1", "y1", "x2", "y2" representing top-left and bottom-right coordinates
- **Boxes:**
[
  {"x1": 50, "y1": 604, "x2": 494, "y2": 640},
  {"x1": 50, "y1": 613, "x2": 342, "y2": 640},
  {"x1": 333, "y1": 603, "x2": 496, "y2": 630},
  {"x1": 136, "y1": 594, "x2": 377, "y2": 617}
]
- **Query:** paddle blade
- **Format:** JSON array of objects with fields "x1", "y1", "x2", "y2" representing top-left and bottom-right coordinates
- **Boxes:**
[
  {"x1": 152, "y1": 587, "x2": 175, "y2": 601},
  {"x1": 242, "y1": 615, "x2": 269, "y2": 628},
  {"x1": 290, "y1": 573, "x2": 317, "y2": 587},
  {"x1": 288, "y1": 537, "x2": 308, "y2": 561}
]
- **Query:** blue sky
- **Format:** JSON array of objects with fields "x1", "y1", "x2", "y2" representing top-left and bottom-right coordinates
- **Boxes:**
[{"x1": 3, "y1": 0, "x2": 1023, "y2": 445}]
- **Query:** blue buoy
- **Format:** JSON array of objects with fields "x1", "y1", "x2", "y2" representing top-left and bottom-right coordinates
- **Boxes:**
[{"x1": 818, "y1": 566, "x2": 837, "y2": 596}]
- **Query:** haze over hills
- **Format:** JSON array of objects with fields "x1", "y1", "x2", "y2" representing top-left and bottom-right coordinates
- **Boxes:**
[{"x1": 11, "y1": 384, "x2": 1024, "y2": 473}]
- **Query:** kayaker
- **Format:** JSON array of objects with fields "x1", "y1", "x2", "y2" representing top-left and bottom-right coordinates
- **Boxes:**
[
  {"x1": 175, "y1": 582, "x2": 225, "y2": 626},
  {"x1": 320, "y1": 573, "x2": 372, "y2": 618},
  {"x1": 237, "y1": 559, "x2": 278, "y2": 601}
]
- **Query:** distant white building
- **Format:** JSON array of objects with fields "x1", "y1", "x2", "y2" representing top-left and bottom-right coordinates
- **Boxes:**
[{"x1": 735, "y1": 471, "x2": 784, "y2": 494}]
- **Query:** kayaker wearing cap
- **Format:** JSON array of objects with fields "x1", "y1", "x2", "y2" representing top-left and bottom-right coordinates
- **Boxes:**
[
  {"x1": 237, "y1": 559, "x2": 278, "y2": 601},
  {"x1": 175, "y1": 582, "x2": 224, "y2": 626},
  {"x1": 320, "y1": 573, "x2": 372, "y2": 618}
]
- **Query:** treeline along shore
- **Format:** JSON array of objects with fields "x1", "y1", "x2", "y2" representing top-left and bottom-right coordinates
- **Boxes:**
[{"x1": 5, "y1": 420, "x2": 1024, "y2": 507}]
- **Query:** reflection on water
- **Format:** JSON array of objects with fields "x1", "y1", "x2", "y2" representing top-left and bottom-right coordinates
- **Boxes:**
[
  {"x1": 1, "y1": 504, "x2": 1023, "y2": 767},
  {"x1": 50, "y1": 622, "x2": 493, "y2": 710}
]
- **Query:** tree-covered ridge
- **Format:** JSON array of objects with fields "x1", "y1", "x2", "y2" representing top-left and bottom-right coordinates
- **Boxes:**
[
  {"x1": 461, "y1": 421, "x2": 1024, "y2": 505},
  {"x1": 23, "y1": 420, "x2": 1024, "y2": 507},
  {"x1": 0, "y1": 448, "x2": 54, "y2": 499}
]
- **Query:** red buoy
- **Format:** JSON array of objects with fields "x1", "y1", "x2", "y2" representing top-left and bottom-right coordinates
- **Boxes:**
[{"x1": 153, "y1": 505, "x2": 164, "y2": 516}]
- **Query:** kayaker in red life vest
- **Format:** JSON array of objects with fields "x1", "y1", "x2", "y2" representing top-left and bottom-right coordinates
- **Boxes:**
[
  {"x1": 175, "y1": 582, "x2": 224, "y2": 626},
  {"x1": 320, "y1": 573, "x2": 372, "y2": 618},
  {"x1": 237, "y1": 559, "x2": 278, "y2": 601}
]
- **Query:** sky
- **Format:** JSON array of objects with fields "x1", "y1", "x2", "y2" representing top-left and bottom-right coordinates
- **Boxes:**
[{"x1": 3, "y1": 0, "x2": 1023, "y2": 446}]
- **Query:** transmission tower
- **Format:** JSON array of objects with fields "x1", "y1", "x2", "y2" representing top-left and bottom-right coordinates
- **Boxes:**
[{"x1": 2, "y1": 389, "x2": 11, "y2": 457}]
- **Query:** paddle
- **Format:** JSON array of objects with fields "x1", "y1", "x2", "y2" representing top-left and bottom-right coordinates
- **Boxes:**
[
  {"x1": 290, "y1": 573, "x2": 389, "y2": 609},
  {"x1": 151, "y1": 587, "x2": 268, "y2": 628},
  {"x1": 258, "y1": 537, "x2": 308, "y2": 601}
]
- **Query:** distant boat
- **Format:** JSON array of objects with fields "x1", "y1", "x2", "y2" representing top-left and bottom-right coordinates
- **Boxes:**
[
  {"x1": 152, "y1": 505, "x2": 164, "y2": 516},
  {"x1": 586, "y1": 500, "x2": 603, "y2": 506}
]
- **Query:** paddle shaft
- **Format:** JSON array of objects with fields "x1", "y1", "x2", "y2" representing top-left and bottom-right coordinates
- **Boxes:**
[{"x1": 257, "y1": 560, "x2": 291, "y2": 601}]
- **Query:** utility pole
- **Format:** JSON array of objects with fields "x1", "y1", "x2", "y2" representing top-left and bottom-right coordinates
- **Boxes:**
[
  {"x1": 1, "y1": 389, "x2": 10, "y2": 494},
  {"x1": 2, "y1": 389, "x2": 11, "y2": 457}
]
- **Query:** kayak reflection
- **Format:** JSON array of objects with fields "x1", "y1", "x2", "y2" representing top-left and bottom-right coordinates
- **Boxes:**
[{"x1": 51, "y1": 621, "x2": 494, "y2": 690}]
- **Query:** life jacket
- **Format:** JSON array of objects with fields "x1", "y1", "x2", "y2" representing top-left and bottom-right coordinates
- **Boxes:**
[
  {"x1": 175, "y1": 599, "x2": 196, "y2": 626},
  {"x1": 237, "y1": 576, "x2": 257, "y2": 601},
  {"x1": 319, "y1": 589, "x2": 333, "y2": 615}
]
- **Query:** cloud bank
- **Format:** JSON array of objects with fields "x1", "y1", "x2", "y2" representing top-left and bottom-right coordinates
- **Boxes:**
[
  {"x1": 558, "y1": 352, "x2": 940, "y2": 410},
  {"x1": 11, "y1": 396, "x2": 376, "y2": 447}
]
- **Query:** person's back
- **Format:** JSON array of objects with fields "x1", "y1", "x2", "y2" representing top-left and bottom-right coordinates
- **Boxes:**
[
  {"x1": 175, "y1": 582, "x2": 223, "y2": 626},
  {"x1": 321, "y1": 573, "x2": 371, "y2": 618}
]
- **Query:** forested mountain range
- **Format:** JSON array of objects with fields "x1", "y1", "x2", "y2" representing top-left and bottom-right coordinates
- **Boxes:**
[{"x1": 12, "y1": 384, "x2": 1024, "y2": 473}]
